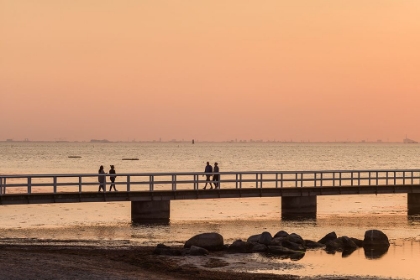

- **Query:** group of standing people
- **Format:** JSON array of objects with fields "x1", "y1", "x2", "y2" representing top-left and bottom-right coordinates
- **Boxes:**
[
  {"x1": 98, "y1": 165, "x2": 117, "y2": 192},
  {"x1": 203, "y1": 162, "x2": 220, "y2": 189}
]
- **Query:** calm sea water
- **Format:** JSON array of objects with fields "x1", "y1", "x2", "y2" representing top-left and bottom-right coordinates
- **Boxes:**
[{"x1": 1, "y1": 142, "x2": 420, "y2": 279}]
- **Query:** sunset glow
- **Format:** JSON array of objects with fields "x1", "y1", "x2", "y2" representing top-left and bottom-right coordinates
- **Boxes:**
[{"x1": 1, "y1": 1, "x2": 419, "y2": 142}]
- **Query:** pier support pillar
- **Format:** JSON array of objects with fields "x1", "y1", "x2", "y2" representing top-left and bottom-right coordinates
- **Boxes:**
[
  {"x1": 131, "y1": 200, "x2": 170, "y2": 224},
  {"x1": 407, "y1": 194, "x2": 420, "y2": 215},
  {"x1": 281, "y1": 196, "x2": 317, "y2": 219}
]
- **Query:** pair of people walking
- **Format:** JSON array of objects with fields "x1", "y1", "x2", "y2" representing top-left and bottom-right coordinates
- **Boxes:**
[
  {"x1": 98, "y1": 165, "x2": 117, "y2": 192},
  {"x1": 203, "y1": 162, "x2": 220, "y2": 189}
]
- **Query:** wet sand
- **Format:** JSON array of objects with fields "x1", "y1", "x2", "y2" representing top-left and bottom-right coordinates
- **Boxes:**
[{"x1": 0, "y1": 242, "x2": 406, "y2": 280}]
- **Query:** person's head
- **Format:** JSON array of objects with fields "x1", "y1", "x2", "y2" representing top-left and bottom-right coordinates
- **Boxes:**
[
  {"x1": 214, "y1": 162, "x2": 218, "y2": 166},
  {"x1": 99, "y1": 165, "x2": 103, "y2": 170},
  {"x1": 110, "y1": 165, "x2": 114, "y2": 169},
  {"x1": 207, "y1": 162, "x2": 210, "y2": 165}
]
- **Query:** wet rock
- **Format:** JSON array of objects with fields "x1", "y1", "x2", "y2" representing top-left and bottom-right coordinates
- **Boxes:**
[
  {"x1": 325, "y1": 238, "x2": 343, "y2": 253},
  {"x1": 247, "y1": 234, "x2": 261, "y2": 243},
  {"x1": 268, "y1": 245, "x2": 303, "y2": 256},
  {"x1": 304, "y1": 240, "x2": 325, "y2": 249},
  {"x1": 153, "y1": 244, "x2": 182, "y2": 256},
  {"x1": 258, "y1": 231, "x2": 273, "y2": 245},
  {"x1": 290, "y1": 251, "x2": 305, "y2": 261},
  {"x1": 269, "y1": 237, "x2": 286, "y2": 246},
  {"x1": 341, "y1": 236, "x2": 358, "y2": 250},
  {"x1": 282, "y1": 240, "x2": 306, "y2": 251},
  {"x1": 318, "y1": 232, "x2": 337, "y2": 244},
  {"x1": 184, "y1": 232, "x2": 224, "y2": 251},
  {"x1": 251, "y1": 243, "x2": 267, "y2": 252},
  {"x1": 228, "y1": 240, "x2": 253, "y2": 253},
  {"x1": 273, "y1": 230, "x2": 289, "y2": 238},
  {"x1": 363, "y1": 230, "x2": 390, "y2": 247},
  {"x1": 326, "y1": 236, "x2": 358, "y2": 253},
  {"x1": 350, "y1": 237, "x2": 363, "y2": 247},
  {"x1": 363, "y1": 230, "x2": 390, "y2": 259},
  {"x1": 288, "y1": 233, "x2": 304, "y2": 245},
  {"x1": 189, "y1": 245, "x2": 209, "y2": 256}
]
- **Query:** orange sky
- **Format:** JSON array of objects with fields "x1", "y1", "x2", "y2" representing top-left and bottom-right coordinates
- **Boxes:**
[{"x1": 1, "y1": 1, "x2": 419, "y2": 142}]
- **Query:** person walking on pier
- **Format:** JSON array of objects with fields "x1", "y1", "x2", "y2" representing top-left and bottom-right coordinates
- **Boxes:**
[
  {"x1": 98, "y1": 165, "x2": 106, "y2": 192},
  {"x1": 203, "y1": 162, "x2": 213, "y2": 189},
  {"x1": 109, "y1": 165, "x2": 117, "y2": 191},
  {"x1": 213, "y1": 162, "x2": 220, "y2": 189}
]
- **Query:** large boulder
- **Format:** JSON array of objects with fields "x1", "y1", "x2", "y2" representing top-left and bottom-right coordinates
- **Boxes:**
[
  {"x1": 363, "y1": 230, "x2": 390, "y2": 247},
  {"x1": 363, "y1": 230, "x2": 390, "y2": 259},
  {"x1": 228, "y1": 240, "x2": 253, "y2": 253},
  {"x1": 184, "y1": 232, "x2": 224, "y2": 251}
]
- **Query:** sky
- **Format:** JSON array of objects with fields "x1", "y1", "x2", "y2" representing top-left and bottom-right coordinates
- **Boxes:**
[{"x1": 1, "y1": 1, "x2": 419, "y2": 142}]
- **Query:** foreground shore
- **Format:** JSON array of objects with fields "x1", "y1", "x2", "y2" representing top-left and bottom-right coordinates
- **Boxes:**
[{"x1": 0, "y1": 242, "x2": 407, "y2": 280}]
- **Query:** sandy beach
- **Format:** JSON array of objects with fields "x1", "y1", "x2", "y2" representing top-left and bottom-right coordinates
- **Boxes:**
[{"x1": 0, "y1": 241, "x2": 407, "y2": 280}]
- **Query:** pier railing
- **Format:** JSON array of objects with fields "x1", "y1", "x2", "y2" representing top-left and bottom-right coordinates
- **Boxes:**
[{"x1": 1, "y1": 169, "x2": 420, "y2": 195}]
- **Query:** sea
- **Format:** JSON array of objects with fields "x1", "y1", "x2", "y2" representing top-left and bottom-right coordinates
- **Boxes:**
[{"x1": 1, "y1": 141, "x2": 420, "y2": 279}]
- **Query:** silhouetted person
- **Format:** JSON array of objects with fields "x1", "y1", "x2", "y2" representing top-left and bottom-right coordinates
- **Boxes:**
[
  {"x1": 98, "y1": 165, "x2": 106, "y2": 192},
  {"x1": 109, "y1": 165, "x2": 117, "y2": 191},
  {"x1": 213, "y1": 162, "x2": 220, "y2": 189},
  {"x1": 203, "y1": 162, "x2": 213, "y2": 189}
]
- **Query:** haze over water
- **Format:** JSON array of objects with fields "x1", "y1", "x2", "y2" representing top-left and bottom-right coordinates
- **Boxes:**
[{"x1": 1, "y1": 142, "x2": 420, "y2": 279}]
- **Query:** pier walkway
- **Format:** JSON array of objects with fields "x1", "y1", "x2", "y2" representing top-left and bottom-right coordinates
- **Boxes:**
[{"x1": 1, "y1": 169, "x2": 420, "y2": 222}]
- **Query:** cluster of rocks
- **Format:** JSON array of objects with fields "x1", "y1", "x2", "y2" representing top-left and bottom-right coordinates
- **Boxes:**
[{"x1": 154, "y1": 229, "x2": 390, "y2": 260}]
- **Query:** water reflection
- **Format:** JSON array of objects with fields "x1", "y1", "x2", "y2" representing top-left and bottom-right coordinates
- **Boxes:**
[{"x1": 363, "y1": 245, "x2": 389, "y2": 259}]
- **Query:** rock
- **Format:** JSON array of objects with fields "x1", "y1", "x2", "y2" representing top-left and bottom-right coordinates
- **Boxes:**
[
  {"x1": 304, "y1": 240, "x2": 325, "y2": 249},
  {"x1": 251, "y1": 243, "x2": 267, "y2": 252},
  {"x1": 270, "y1": 237, "x2": 286, "y2": 246},
  {"x1": 341, "y1": 236, "x2": 358, "y2": 250},
  {"x1": 363, "y1": 230, "x2": 390, "y2": 259},
  {"x1": 273, "y1": 230, "x2": 289, "y2": 238},
  {"x1": 325, "y1": 238, "x2": 343, "y2": 253},
  {"x1": 189, "y1": 245, "x2": 209, "y2": 256},
  {"x1": 153, "y1": 244, "x2": 182, "y2": 256},
  {"x1": 282, "y1": 240, "x2": 306, "y2": 251},
  {"x1": 350, "y1": 238, "x2": 363, "y2": 247},
  {"x1": 363, "y1": 230, "x2": 390, "y2": 247},
  {"x1": 247, "y1": 234, "x2": 261, "y2": 243},
  {"x1": 288, "y1": 233, "x2": 304, "y2": 245},
  {"x1": 268, "y1": 245, "x2": 303, "y2": 256},
  {"x1": 326, "y1": 236, "x2": 358, "y2": 253},
  {"x1": 258, "y1": 231, "x2": 273, "y2": 245},
  {"x1": 318, "y1": 232, "x2": 337, "y2": 244},
  {"x1": 290, "y1": 251, "x2": 305, "y2": 260},
  {"x1": 184, "y1": 232, "x2": 224, "y2": 251},
  {"x1": 228, "y1": 240, "x2": 253, "y2": 253}
]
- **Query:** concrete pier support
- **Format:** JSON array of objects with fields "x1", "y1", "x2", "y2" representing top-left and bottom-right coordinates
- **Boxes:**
[
  {"x1": 407, "y1": 193, "x2": 420, "y2": 215},
  {"x1": 281, "y1": 196, "x2": 317, "y2": 219},
  {"x1": 131, "y1": 200, "x2": 170, "y2": 224}
]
